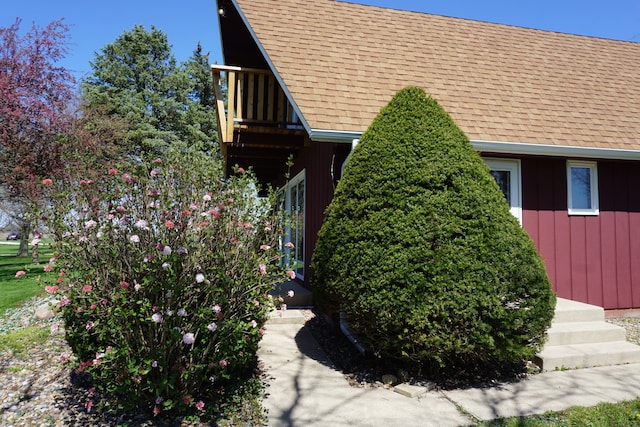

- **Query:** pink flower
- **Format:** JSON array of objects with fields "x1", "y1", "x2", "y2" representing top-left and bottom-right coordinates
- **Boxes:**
[
  {"x1": 195, "y1": 400, "x2": 205, "y2": 411},
  {"x1": 213, "y1": 304, "x2": 221, "y2": 313},
  {"x1": 286, "y1": 270, "x2": 296, "y2": 280},
  {"x1": 203, "y1": 194, "x2": 212, "y2": 202},
  {"x1": 15, "y1": 270, "x2": 26, "y2": 278},
  {"x1": 153, "y1": 158, "x2": 162, "y2": 164},
  {"x1": 284, "y1": 241, "x2": 295, "y2": 249},
  {"x1": 219, "y1": 359, "x2": 228, "y2": 367},
  {"x1": 150, "y1": 168, "x2": 161, "y2": 177},
  {"x1": 236, "y1": 167, "x2": 245, "y2": 173},
  {"x1": 164, "y1": 220, "x2": 175, "y2": 229},
  {"x1": 288, "y1": 289, "x2": 295, "y2": 298},
  {"x1": 120, "y1": 281, "x2": 129, "y2": 289},
  {"x1": 153, "y1": 406, "x2": 161, "y2": 415},
  {"x1": 82, "y1": 284, "x2": 92, "y2": 293},
  {"x1": 207, "y1": 322, "x2": 217, "y2": 332},
  {"x1": 260, "y1": 244, "x2": 271, "y2": 250},
  {"x1": 85, "y1": 400, "x2": 93, "y2": 412},
  {"x1": 43, "y1": 264, "x2": 53, "y2": 272},
  {"x1": 129, "y1": 235, "x2": 140, "y2": 243},
  {"x1": 183, "y1": 332, "x2": 195, "y2": 345},
  {"x1": 107, "y1": 168, "x2": 119, "y2": 175},
  {"x1": 183, "y1": 395, "x2": 192, "y2": 405},
  {"x1": 45, "y1": 285, "x2": 59, "y2": 294},
  {"x1": 41, "y1": 178, "x2": 53, "y2": 185},
  {"x1": 50, "y1": 323, "x2": 59, "y2": 334},
  {"x1": 86, "y1": 321, "x2": 94, "y2": 330},
  {"x1": 59, "y1": 297, "x2": 70, "y2": 307},
  {"x1": 250, "y1": 320, "x2": 258, "y2": 328},
  {"x1": 259, "y1": 264, "x2": 267, "y2": 276},
  {"x1": 151, "y1": 313, "x2": 163, "y2": 323}
]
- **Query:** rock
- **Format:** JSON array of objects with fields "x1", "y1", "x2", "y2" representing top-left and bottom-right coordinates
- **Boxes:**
[
  {"x1": 34, "y1": 305, "x2": 54, "y2": 320},
  {"x1": 381, "y1": 374, "x2": 397, "y2": 385},
  {"x1": 394, "y1": 383, "x2": 428, "y2": 398}
]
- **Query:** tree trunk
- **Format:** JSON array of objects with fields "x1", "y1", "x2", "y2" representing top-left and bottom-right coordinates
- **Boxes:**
[{"x1": 16, "y1": 222, "x2": 29, "y2": 257}]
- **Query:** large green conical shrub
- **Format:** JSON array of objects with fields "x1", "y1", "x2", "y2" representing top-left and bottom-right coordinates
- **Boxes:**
[{"x1": 311, "y1": 86, "x2": 555, "y2": 369}]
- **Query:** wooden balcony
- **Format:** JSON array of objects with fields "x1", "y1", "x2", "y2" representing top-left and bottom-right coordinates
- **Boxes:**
[{"x1": 211, "y1": 65, "x2": 307, "y2": 183}]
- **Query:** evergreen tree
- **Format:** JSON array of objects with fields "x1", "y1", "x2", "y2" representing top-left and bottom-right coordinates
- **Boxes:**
[
  {"x1": 312, "y1": 87, "x2": 555, "y2": 372},
  {"x1": 182, "y1": 43, "x2": 219, "y2": 155},
  {"x1": 82, "y1": 25, "x2": 217, "y2": 156}
]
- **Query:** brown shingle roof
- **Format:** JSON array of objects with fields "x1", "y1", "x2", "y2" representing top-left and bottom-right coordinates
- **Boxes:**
[{"x1": 232, "y1": 0, "x2": 640, "y2": 150}]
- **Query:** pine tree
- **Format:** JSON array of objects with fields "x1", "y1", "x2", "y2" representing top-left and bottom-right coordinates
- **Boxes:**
[{"x1": 82, "y1": 25, "x2": 189, "y2": 156}]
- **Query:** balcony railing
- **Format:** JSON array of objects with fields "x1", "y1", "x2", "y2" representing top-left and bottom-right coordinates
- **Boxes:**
[{"x1": 211, "y1": 65, "x2": 302, "y2": 144}]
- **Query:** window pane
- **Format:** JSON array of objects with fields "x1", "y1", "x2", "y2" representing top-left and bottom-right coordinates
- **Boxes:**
[
  {"x1": 571, "y1": 167, "x2": 591, "y2": 209},
  {"x1": 490, "y1": 170, "x2": 511, "y2": 204}
]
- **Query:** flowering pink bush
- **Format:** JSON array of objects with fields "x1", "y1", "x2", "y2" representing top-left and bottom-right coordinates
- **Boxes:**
[{"x1": 40, "y1": 147, "x2": 288, "y2": 416}]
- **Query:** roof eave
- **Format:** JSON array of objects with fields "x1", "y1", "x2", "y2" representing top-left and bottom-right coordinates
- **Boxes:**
[
  {"x1": 309, "y1": 129, "x2": 363, "y2": 143},
  {"x1": 310, "y1": 130, "x2": 640, "y2": 160},
  {"x1": 472, "y1": 140, "x2": 640, "y2": 161}
]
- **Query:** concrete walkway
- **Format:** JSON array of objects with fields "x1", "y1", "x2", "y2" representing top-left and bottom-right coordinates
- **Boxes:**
[{"x1": 259, "y1": 311, "x2": 640, "y2": 427}]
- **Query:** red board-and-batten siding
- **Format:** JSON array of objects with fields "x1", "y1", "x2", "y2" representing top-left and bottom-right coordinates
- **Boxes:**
[
  {"x1": 521, "y1": 157, "x2": 640, "y2": 310},
  {"x1": 297, "y1": 145, "x2": 640, "y2": 310}
]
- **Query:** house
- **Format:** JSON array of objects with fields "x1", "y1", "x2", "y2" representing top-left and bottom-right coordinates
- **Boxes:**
[{"x1": 212, "y1": 0, "x2": 640, "y2": 310}]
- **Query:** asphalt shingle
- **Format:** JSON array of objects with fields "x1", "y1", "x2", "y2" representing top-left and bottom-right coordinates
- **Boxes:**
[{"x1": 233, "y1": 0, "x2": 640, "y2": 150}]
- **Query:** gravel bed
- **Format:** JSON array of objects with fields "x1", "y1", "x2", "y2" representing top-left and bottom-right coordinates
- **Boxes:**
[
  {"x1": 0, "y1": 298, "x2": 247, "y2": 426},
  {"x1": 607, "y1": 317, "x2": 640, "y2": 345}
]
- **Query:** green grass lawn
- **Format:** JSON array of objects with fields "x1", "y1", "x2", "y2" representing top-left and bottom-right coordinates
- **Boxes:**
[
  {"x1": 0, "y1": 242, "x2": 53, "y2": 315},
  {"x1": 479, "y1": 399, "x2": 640, "y2": 426}
]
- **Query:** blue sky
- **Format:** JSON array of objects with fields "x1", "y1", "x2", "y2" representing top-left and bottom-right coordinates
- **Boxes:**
[{"x1": 2, "y1": 0, "x2": 639, "y2": 81}]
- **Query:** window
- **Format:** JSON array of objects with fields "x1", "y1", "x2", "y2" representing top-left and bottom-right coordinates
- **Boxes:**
[
  {"x1": 279, "y1": 170, "x2": 305, "y2": 279},
  {"x1": 484, "y1": 158, "x2": 522, "y2": 224},
  {"x1": 567, "y1": 160, "x2": 598, "y2": 215}
]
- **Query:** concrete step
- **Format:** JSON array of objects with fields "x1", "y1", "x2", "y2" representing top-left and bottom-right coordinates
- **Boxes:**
[
  {"x1": 535, "y1": 298, "x2": 640, "y2": 371},
  {"x1": 545, "y1": 321, "x2": 627, "y2": 346},
  {"x1": 270, "y1": 280, "x2": 313, "y2": 307},
  {"x1": 535, "y1": 341, "x2": 640, "y2": 371},
  {"x1": 552, "y1": 298, "x2": 605, "y2": 323},
  {"x1": 267, "y1": 308, "x2": 307, "y2": 325}
]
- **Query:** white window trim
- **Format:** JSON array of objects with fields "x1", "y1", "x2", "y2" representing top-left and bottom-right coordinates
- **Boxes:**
[
  {"x1": 281, "y1": 170, "x2": 306, "y2": 279},
  {"x1": 484, "y1": 158, "x2": 522, "y2": 225},
  {"x1": 567, "y1": 160, "x2": 599, "y2": 216}
]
